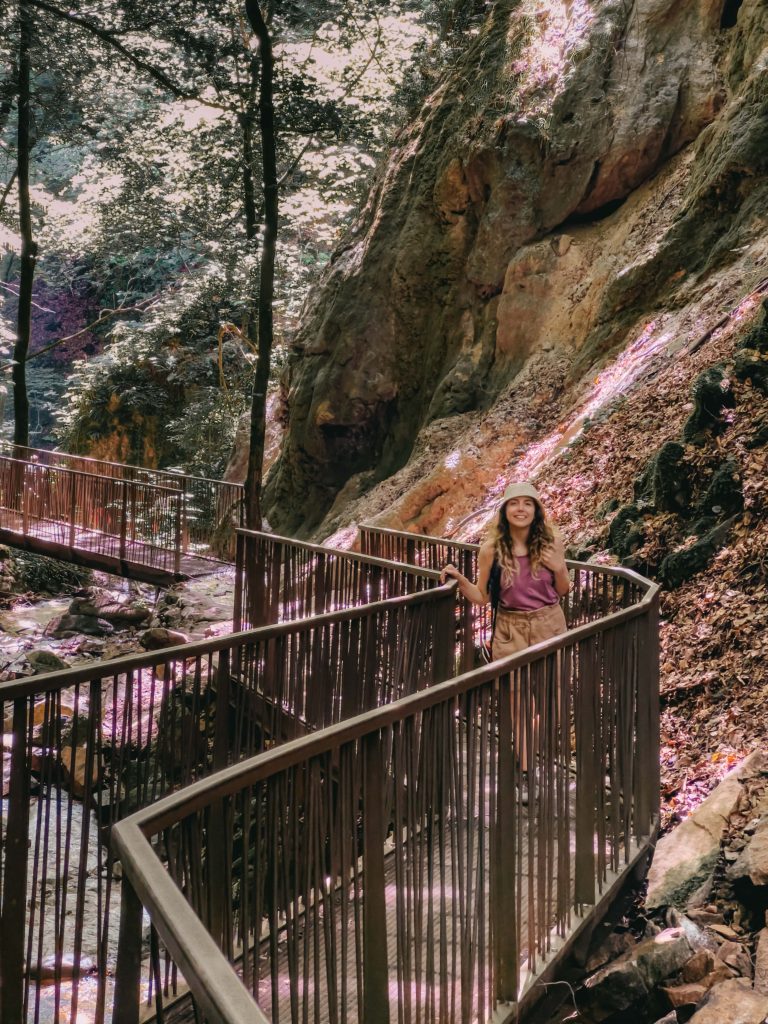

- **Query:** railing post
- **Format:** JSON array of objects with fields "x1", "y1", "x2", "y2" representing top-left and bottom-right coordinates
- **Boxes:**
[
  {"x1": 362, "y1": 733, "x2": 390, "y2": 1024},
  {"x1": 22, "y1": 463, "x2": 30, "y2": 535},
  {"x1": 233, "y1": 531, "x2": 244, "y2": 633},
  {"x1": 113, "y1": 874, "x2": 143, "y2": 1024},
  {"x1": 0, "y1": 699, "x2": 31, "y2": 1023},
  {"x1": 495, "y1": 672, "x2": 518, "y2": 1003},
  {"x1": 174, "y1": 491, "x2": 182, "y2": 575},
  {"x1": 119, "y1": 480, "x2": 129, "y2": 563},
  {"x1": 68, "y1": 470, "x2": 77, "y2": 549}
]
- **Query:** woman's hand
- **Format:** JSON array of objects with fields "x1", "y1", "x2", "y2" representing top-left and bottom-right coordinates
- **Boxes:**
[
  {"x1": 440, "y1": 562, "x2": 463, "y2": 585},
  {"x1": 540, "y1": 535, "x2": 566, "y2": 573}
]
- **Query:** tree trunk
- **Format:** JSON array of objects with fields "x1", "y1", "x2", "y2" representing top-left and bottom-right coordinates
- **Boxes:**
[
  {"x1": 243, "y1": 0, "x2": 277, "y2": 531},
  {"x1": 12, "y1": 0, "x2": 36, "y2": 448}
]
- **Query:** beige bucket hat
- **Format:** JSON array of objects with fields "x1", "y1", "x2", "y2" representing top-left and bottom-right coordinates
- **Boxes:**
[{"x1": 500, "y1": 481, "x2": 541, "y2": 505}]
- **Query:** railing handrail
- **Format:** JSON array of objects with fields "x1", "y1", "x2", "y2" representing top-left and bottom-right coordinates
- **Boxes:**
[
  {"x1": 0, "y1": 452, "x2": 184, "y2": 497},
  {"x1": 0, "y1": 441, "x2": 246, "y2": 491},
  {"x1": 116, "y1": 572, "x2": 657, "y2": 838},
  {"x1": 0, "y1": 581, "x2": 457, "y2": 702},
  {"x1": 359, "y1": 522, "x2": 655, "y2": 585},
  {"x1": 237, "y1": 527, "x2": 444, "y2": 581}
]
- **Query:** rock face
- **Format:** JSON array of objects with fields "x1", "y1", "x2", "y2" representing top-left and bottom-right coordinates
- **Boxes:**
[
  {"x1": 687, "y1": 977, "x2": 768, "y2": 1024},
  {"x1": 265, "y1": 0, "x2": 768, "y2": 535},
  {"x1": 646, "y1": 751, "x2": 766, "y2": 910}
]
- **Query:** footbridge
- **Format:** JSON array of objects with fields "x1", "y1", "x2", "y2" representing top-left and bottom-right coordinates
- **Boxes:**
[
  {"x1": 0, "y1": 509, "x2": 660, "y2": 1024},
  {"x1": 0, "y1": 444, "x2": 244, "y2": 585}
]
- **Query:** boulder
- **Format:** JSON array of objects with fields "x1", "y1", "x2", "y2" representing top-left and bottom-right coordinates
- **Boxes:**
[
  {"x1": 580, "y1": 927, "x2": 698, "y2": 1021},
  {"x1": 635, "y1": 441, "x2": 692, "y2": 513},
  {"x1": 68, "y1": 587, "x2": 150, "y2": 626},
  {"x1": 682, "y1": 365, "x2": 736, "y2": 444},
  {"x1": 687, "y1": 977, "x2": 768, "y2": 1024},
  {"x1": 45, "y1": 613, "x2": 114, "y2": 639},
  {"x1": 646, "y1": 751, "x2": 765, "y2": 909},
  {"x1": 727, "y1": 814, "x2": 768, "y2": 887},
  {"x1": 754, "y1": 928, "x2": 768, "y2": 995},
  {"x1": 139, "y1": 627, "x2": 190, "y2": 651},
  {"x1": 25, "y1": 648, "x2": 69, "y2": 673}
]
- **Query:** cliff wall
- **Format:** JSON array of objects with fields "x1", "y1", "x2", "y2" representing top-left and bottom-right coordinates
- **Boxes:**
[{"x1": 265, "y1": 0, "x2": 768, "y2": 537}]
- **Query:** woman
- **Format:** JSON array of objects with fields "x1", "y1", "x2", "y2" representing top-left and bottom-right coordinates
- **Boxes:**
[{"x1": 440, "y1": 481, "x2": 569, "y2": 658}]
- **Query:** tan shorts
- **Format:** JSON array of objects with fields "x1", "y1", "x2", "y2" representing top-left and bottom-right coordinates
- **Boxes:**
[{"x1": 492, "y1": 603, "x2": 568, "y2": 660}]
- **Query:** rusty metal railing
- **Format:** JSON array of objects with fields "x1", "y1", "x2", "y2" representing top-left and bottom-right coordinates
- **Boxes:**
[
  {"x1": 233, "y1": 529, "x2": 443, "y2": 631},
  {"x1": 111, "y1": 561, "x2": 659, "y2": 1024},
  {"x1": 0, "y1": 453, "x2": 185, "y2": 580},
  {"x1": 0, "y1": 443, "x2": 244, "y2": 566},
  {"x1": 0, "y1": 541, "x2": 454, "y2": 1024},
  {"x1": 360, "y1": 524, "x2": 647, "y2": 671}
]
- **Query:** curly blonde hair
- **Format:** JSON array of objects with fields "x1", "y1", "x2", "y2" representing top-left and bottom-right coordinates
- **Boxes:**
[{"x1": 487, "y1": 498, "x2": 555, "y2": 584}]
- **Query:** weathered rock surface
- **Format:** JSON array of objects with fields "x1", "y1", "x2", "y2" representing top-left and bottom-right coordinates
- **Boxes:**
[
  {"x1": 68, "y1": 587, "x2": 150, "y2": 626},
  {"x1": 45, "y1": 612, "x2": 115, "y2": 639},
  {"x1": 727, "y1": 814, "x2": 768, "y2": 888},
  {"x1": 754, "y1": 928, "x2": 768, "y2": 995},
  {"x1": 646, "y1": 751, "x2": 766, "y2": 909},
  {"x1": 580, "y1": 926, "x2": 699, "y2": 1020},
  {"x1": 687, "y1": 977, "x2": 768, "y2": 1024},
  {"x1": 264, "y1": 0, "x2": 768, "y2": 535}
]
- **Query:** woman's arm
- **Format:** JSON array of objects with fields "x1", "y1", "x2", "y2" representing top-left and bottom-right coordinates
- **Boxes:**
[{"x1": 440, "y1": 542, "x2": 495, "y2": 605}]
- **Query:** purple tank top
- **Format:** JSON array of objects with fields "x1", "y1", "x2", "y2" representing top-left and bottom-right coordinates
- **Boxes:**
[{"x1": 499, "y1": 556, "x2": 559, "y2": 611}]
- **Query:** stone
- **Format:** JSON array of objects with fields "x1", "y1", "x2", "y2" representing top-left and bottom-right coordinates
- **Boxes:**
[
  {"x1": 696, "y1": 460, "x2": 744, "y2": 520},
  {"x1": 726, "y1": 815, "x2": 768, "y2": 888},
  {"x1": 139, "y1": 627, "x2": 190, "y2": 651},
  {"x1": 658, "y1": 515, "x2": 740, "y2": 589},
  {"x1": 60, "y1": 743, "x2": 99, "y2": 800},
  {"x1": 635, "y1": 441, "x2": 692, "y2": 513},
  {"x1": 45, "y1": 613, "x2": 114, "y2": 639},
  {"x1": 68, "y1": 587, "x2": 151, "y2": 626},
  {"x1": 646, "y1": 751, "x2": 766, "y2": 909},
  {"x1": 580, "y1": 926, "x2": 698, "y2": 1021},
  {"x1": 580, "y1": 957, "x2": 648, "y2": 1021},
  {"x1": 660, "y1": 981, "x2": 709, "y2": 1008},
  {"x1": 687, "y1": 977, "x2": 768, "y2": 1024},
  {"x1": 29, "y1": 954, "x2": 96, "y2": 982},
  {"x1": 682, "y1": 949, "x2": 716, "y2": 983},
  {"x1": 634, "y1": 927, "x2": 698, "y2": 988},
  {"x1": 585, "y1": 930, "x2": 637, "y2": 973},
  {"x1": 682, "y1": 365, "x2": 736, "y2": 444},
  {"x1": 608, "y1": 504, "x2": 646, "y2": 558},
  {"x1": 754, "y1": 929, "x2": 768, "y2": 995},
  {"x1": 25, "y1": 648, "x2": 69, "y2": 673}
]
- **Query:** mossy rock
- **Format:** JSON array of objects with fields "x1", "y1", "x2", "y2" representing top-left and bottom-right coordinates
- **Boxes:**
[
  {"x1": 595, "y1": 497, "x2": 620, "y2": 521},
  {"x1": 608, "y1": 504, "x2": 646, "y2": 558},
  {"x1": 696, "y1": 460, "x2": 743, "y2": 520},
  {"x1": 634, "y1": 441, "x2": 691, "y2": 513},
  {"x1": 682, "y1": 366, "x2": 736, "y2": 445},
  {"x1": 733, "y1": 347, "x2": 768, "y2": 396},
  {"x1": 746, "y1": 419, "x2": 768, "y2": 450},
  {"x1": 736, "y1": 298, "x2": 768, "y2": 353},
  {"x1": 658, "y1": 517, "x2": 736, "y2": 589}
]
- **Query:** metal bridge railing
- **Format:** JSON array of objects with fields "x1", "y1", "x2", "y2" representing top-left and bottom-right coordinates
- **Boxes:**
[
  {"x1": 0, "y1": 443, "x2": 244, "y2": 564},
  {"x1": 0, "y1": 453, "x2": 184, "y2": 577},
  {"x1": 111, "y1": 559, "x2": 659, "y2": 1024},
  {"x1": 0, "y1": 538, "x2": 453, "y2": 1024},
  {"x1": 233, "y1": 528, "x2": 444, "y2": 632}
]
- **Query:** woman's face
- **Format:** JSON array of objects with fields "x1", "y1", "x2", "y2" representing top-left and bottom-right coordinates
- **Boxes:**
[{"x1": 504, "y1": 496, "x2": 537, "y2": 530}]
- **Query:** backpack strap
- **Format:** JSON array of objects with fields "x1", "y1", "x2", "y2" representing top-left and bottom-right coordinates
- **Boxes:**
[{"x1": 488, "y1": 557, "x2": 502, "y2": 640}]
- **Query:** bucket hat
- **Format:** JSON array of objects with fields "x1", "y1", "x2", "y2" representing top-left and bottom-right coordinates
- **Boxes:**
[{"x1": 500, "y1": 481, "x2": 541, "y2": 506}]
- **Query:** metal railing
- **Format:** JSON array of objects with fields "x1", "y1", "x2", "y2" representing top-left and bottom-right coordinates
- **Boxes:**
[
  {"x1": 233, "y1": 529, "x2": 443, "y2": 631},
  {"x1": 112, "y1": 560, "x2": 659, "y2": 1024},
  {"x1": 0, "y1": 541, "x2": 453, "y2": 1024},
  {"x1": 0, "y1": 454, "x2": 184, "y2": 578},
  {"x1": 0, "y1": 443, "x2": 244, "y2": 563},
  {"x1": 360, "y1": 524, "x2": 648, "y2": 670}
]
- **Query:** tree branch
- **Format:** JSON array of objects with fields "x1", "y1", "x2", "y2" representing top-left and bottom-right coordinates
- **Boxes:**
[{"x1": 26, "y1": 0, "x2": 228, "y2": 108}]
